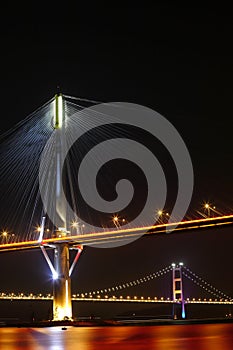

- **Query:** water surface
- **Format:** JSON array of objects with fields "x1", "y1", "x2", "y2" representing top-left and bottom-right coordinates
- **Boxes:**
[{"x1": 0, "y1": 323, "x2": 233, "y2": 349}]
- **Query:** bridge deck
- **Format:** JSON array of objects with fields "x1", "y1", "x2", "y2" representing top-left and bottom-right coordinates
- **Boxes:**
[
  {"x1": 0, "y1": 215, "x2": 233, "y2": 252},
  {"x1": 0, "y1": 294, "x2": 232, "y2": 305}
]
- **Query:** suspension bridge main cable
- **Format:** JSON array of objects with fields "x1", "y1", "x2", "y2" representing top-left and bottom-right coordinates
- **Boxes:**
[
  {"x1": 182, "y1": 266, "x2": 233, "y2": 301},
  {"x1": 76, "y1": 265, "x2": 173, "y2": 297}
]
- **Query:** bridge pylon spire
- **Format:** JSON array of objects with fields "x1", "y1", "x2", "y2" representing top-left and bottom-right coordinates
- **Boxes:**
[{"x1": 172, "y1": 262, "x2": 186, "y2": 319}]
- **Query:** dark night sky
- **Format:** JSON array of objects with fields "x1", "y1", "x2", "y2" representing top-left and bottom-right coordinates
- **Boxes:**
[{"x1": 0, "y1": 3, "x2": 233, "y2": 319}]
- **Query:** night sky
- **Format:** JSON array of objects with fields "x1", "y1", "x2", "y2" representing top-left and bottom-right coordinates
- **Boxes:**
[{"x1": 0, "y1": 3, "x2": 233, "y2": 320}]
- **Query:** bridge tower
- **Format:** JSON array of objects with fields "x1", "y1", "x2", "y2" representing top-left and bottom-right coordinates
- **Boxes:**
[
  {"x1": 40, "y1": 93, "x2": 83, "y2": 321},
  {"x1": 172, "y1": 262, "x2": 186, "y2": 319},
  {"x1": 53, "y1": 92, "x2": 71, "y2": 321}
]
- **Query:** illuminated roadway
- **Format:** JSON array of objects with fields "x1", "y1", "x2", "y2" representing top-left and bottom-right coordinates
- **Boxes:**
[
  {"x1": 0, "y1": 293, "x2": 232, "y2": 305},
  {"x1": 0, "y1": 214, "x2": 233, "y2": 252}
]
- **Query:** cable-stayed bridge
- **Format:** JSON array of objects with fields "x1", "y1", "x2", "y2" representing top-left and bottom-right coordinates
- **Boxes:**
[{"x1": 0, "y1": 93, "x2": 232, "y2": 321}]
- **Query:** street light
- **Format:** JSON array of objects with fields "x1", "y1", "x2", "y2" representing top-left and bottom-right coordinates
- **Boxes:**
[
  {"x1": 1, "y1": 230, "x2": 10, "y2": 243},
  {"x1": 113, "y1": 215, "x2": 120, "y2": 228},
  {"x1": 71, "y1": 221, "x2": 80, "y2": 234},
  {"x1": 202, "y1": 202, "x2": 211, "y2": 217},
  {"x1": 71, "y1": 221, "x2": 78, "y2": 228},
  {"x1": 157, "y1": 209, "x2": 164, "y2": 223}
]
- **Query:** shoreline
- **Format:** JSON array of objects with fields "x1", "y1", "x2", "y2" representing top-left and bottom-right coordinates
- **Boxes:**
[{"x1": 1, "y1": 317, "x2": 233, "y2": 328}]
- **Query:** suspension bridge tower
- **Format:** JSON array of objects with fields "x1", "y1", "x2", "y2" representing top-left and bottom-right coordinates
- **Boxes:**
[
  {"x1": 172, "y1": 262, "x2": 186, "y2": 319},
  {"x1": 40, "y1": 93, "x2": 83, "y2": 321}
]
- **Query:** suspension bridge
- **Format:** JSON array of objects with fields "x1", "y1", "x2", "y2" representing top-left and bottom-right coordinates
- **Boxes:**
[
  {"x1": 0, "y1": 263, "x2": 232, "y2": 320},
  {"x1": 0, "y1": 93, "x2": 232, "y2": 321}
]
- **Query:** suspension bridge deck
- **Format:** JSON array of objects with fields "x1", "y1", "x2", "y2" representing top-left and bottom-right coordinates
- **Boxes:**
[{"x1": 0, "y1": 293, "x2": 232, "y2": 305}]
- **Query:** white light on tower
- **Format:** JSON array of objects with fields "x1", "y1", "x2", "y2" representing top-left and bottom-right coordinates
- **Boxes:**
[{"x1": 52, "y1": 271, "x2": 58, "y2": 280}]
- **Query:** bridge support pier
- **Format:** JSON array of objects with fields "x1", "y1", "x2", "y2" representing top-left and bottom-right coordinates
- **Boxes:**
[
  {"x1": 40, "y1": 242, "x2": 83, "y2": 321},
  {"x1": 53, "y1": 243, "x2": 72, "y2": 321}
]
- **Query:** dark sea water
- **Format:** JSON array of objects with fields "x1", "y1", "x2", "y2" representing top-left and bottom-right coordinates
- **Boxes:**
[{"x1": 0, "y1": 323, "x2": 233, "y2": 349}]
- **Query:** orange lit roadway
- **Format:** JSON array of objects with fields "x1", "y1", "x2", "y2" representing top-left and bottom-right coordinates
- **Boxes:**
[
  {"x1": 0, "y1": 292, "x2": 232, "y2": 305},
  {"x1": 0, "y1": 214, "x2": 233, "y2": 252}
]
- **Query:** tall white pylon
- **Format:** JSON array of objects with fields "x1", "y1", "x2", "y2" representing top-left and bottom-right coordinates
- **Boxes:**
[{"x1": 40, "y1": 93, "x2": 83, "y2": 321}]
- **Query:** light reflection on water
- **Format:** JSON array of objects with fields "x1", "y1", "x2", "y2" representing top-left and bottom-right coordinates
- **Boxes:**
[{"x1": 0, "y1": 324, "x2": 233, "y2": 349}]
